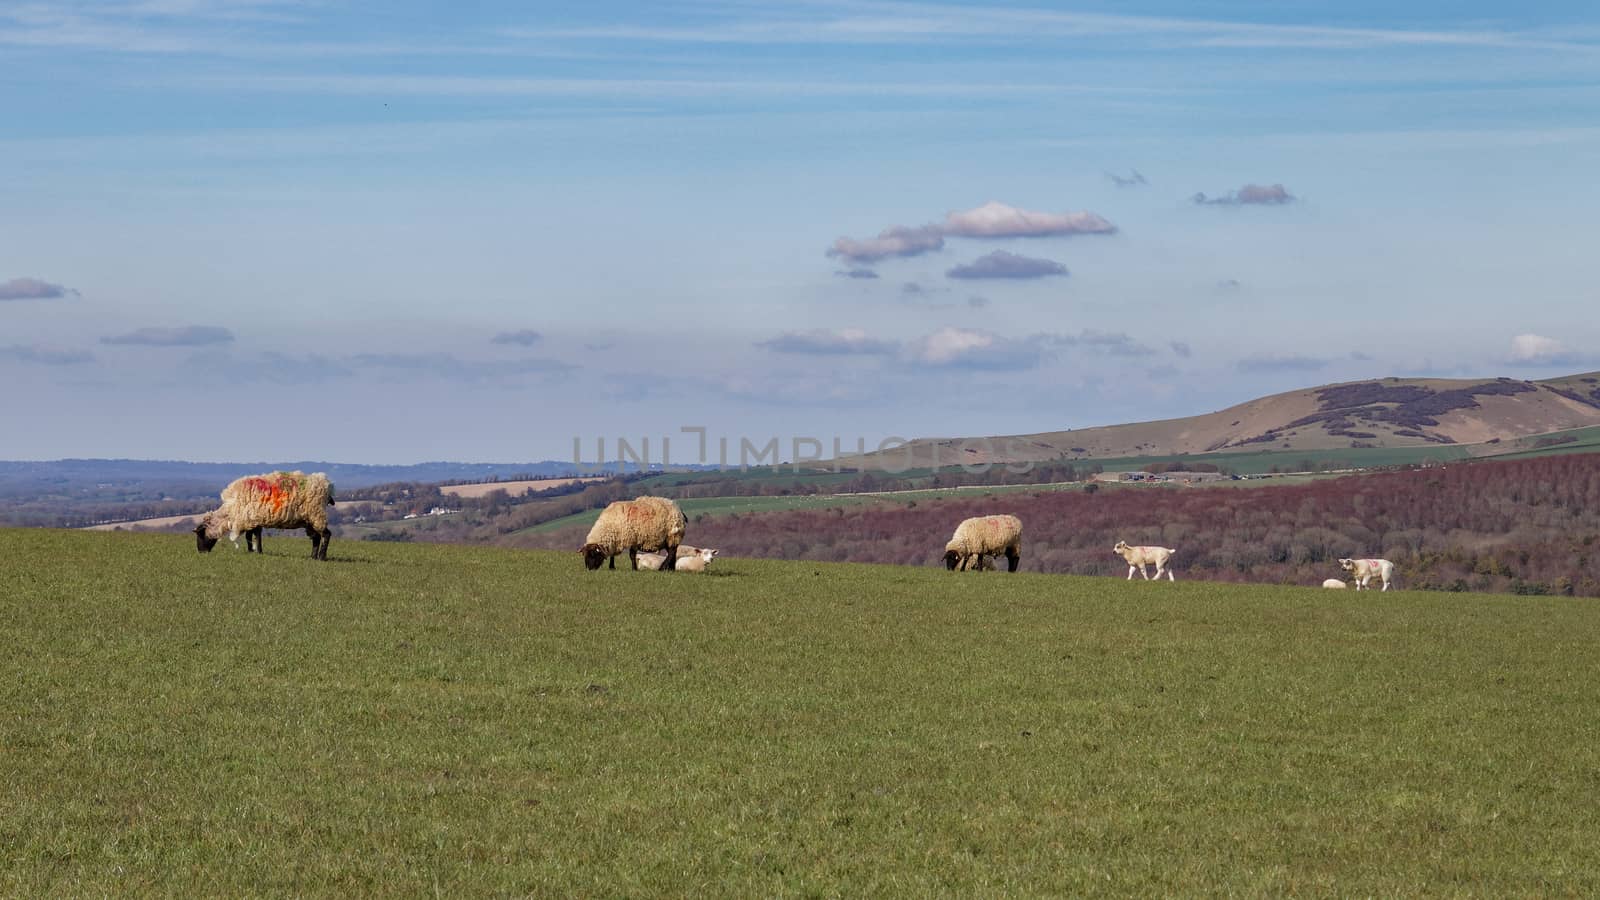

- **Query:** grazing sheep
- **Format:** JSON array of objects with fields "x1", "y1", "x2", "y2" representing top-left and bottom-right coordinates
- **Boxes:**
[
  {"x1": 944, "y1": 515, "x2": 1023, "y2": 572},
  {"x1": 673, "y1": 547, "x2": 720, "y2": 573},
  {"x1": 1339, "y1": 557, "x2": 1395, "y2": 591},
  {"x1": 195, "y1": 471, "x2": 336, "y2": 560},
  {"x1": 1322, "y1": 578, "x2": 1348, "y2": 589},
  {"x1": 1113, "y1": 540, "x2": 1176, "y2": 581},
  {"x1": 580, "y1": 496, "x2": 687, "y2": 571}
]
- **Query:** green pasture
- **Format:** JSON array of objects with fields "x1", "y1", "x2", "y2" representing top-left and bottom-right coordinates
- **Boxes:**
[{"x1": 3, "y1": 529, "x2": 1598, "y2": 895}]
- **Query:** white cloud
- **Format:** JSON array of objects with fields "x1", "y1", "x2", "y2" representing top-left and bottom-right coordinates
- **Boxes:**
[
  {"x1": 1508, "y1": 333, "x2": 1597, "y2": 368},
  {"x1": 828, "y1": 201, "x2": 1114, "y2": 264},
  {"x1": 940, "y1": 201, "x2": 1115, "y2": 238},
  {"x1": 826, "y1": 224, "x2": 945, "y2": 263},
  {"x1": 759, "y1": 328, "x2": 897, "y2": 356}
]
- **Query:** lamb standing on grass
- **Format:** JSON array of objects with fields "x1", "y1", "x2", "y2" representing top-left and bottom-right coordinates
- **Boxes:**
[
  {"x1": 1339, "y1": 558, "x2": 1395, "y2": 591},
  {"x1": 195, "y1": 471, "x2": 336, "y2": 560},
  {"x1": 943, "y1": 515, "x2": 1023, "y2": 572},
  {"x1": 1113, "y1": 540, "x2": 1176, "y2": 581},
  {"x1": 580, "y1": 496, "x2": 687, "y2": 571}
]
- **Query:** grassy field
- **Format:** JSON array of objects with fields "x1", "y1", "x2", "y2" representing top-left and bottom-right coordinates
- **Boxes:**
[{"x1": 4, "y1": 529, "x2": 1600, "y2": 895}]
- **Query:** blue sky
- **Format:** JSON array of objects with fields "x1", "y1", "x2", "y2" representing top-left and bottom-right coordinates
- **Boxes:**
[{"x1": 3, "y1": 1, "x2": 1599, "y2": 463}]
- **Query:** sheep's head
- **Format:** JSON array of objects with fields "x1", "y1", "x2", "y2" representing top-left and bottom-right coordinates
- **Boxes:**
[
  {"x1": 1113, "y1": 540, "x2": 1130, "y2": 554},
  {"x1": 1337, "y1": 558, "x2": 1355, "y2": 572},
  {"x1": 579, "y1": 543, "x2": 608, "y2": 570},
  {"x1": 695, "y1": 548, "x2": 718, "y2": 562},
  {"x1": 943, "y1": 549, "x2": 962, "y2": 570},
  {"x1": 194, "y1": 513, "x2": 222, "y2": 553}
]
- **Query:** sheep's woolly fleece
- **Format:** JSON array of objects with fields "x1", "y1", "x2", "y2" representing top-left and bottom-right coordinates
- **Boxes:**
[
  {"x1": 945, "y1": 515, "x2": 1023, "y2": 566},
  {"x1": 583, "y1": 496, "x2": 688, "y2": 556},
  {"x1": 204, "y1": 471, "x2": 334, "y2": 539}
]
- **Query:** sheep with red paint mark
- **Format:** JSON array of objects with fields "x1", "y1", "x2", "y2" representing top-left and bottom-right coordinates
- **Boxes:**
[
  {"x1": 580, "y1": 496, "x2": 688, "y2": 571},
  {"x1": 1338, "y1": 557, "x2": 1395, "y2": 591},
  {"x1": 195, "y1": 471, "x2": 336, "y2": 560},
  {"x1": 944, "y1": 515, "x2": 1023, "y2": 572}
]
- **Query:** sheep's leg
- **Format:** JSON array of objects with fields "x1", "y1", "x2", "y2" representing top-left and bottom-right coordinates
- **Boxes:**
[
  {"x1": 628, "y1": 548, "x2": 638, "y2": 570},
  {"x1": 304, "y1": 525, "x2": 320, "y2": 559},
  {"x1": 607, "y1": 553, "x2": 616, "y2": 570},
  {"x1": 663, "y1": 546, "x2": 678, "y2": 573},
  {"x1": 1381, "y1": 578, "x2": 1389, "y2": 592},
  {"x1": 317, "y1": 528, "x2": 331, "y2": 561},
  {"x1": 1164, "y1": 566, "x2": 1175, "y2": 582},
  {"x1": 1126, "y1": 564, "x2": 1136, "y2": 580},
  {"x1": 1005, "y1": 547, "x2": 1020, "y2": 572},
  {"x1": 1139, "y1": 564, "x2": 1150, "y2": 580}
]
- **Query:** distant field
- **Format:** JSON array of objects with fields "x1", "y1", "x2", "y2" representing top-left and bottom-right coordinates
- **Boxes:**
[
  {"x1": 439, "y1": 477, "x2": 605, "y2": 499},
  {"x1": 81, "y1": 512, "x2": 204, "y2": 531},
  {"x1": 515, "y1": 481, "x2": 1093, "y2": 535},
  {"x1": 4, "y1": 529, "x2": 1598, "y2": 895},
  {"x1": 82, "y1": 501, "x2": 385, "y2": 533}
]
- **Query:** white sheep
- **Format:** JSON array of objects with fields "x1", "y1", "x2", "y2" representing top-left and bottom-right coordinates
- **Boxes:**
[
  {"x1": 673, "y1": 547, "x2": 719, "y2": 572},
  {"x1": 580, "y1": 496, "x2": 687, "y2": 571},
  {"x1": 636, "y1": 544, "x2": 705, "y2": 571},
  {"x1": 1113, "y1": 540, "x2": 1176, "y2": 581},
  {"x1": 944, "y1": 515, "x2": 1023, "y2": 572},
  {"x1": 1322, "y1": 578, "x2": 1348, "y2": 589},
  {"x1": 195, "y1": 471, "x2": 336, "y2": 560},
  {"x1": 1338, "y1": 558, "x2": 1395, "y2": 591}
]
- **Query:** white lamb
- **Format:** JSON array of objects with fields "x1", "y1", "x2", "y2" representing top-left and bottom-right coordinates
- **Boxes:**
[
  {"x1": 637, "y1": 545, "x2": 704, "y2": 571},
  {"x1": 1322, "y1": 579, "x2": 1348, "y2": 589},
  {"x1": 673, "y1": 547, "x2": 719, "y2": 573},
  {"x1": 1338, "y1": 558, "x2": 1395, "y2": 591},
  {"x1": 1113, "y1": 540, "x2": 1176, "y2": 581}
]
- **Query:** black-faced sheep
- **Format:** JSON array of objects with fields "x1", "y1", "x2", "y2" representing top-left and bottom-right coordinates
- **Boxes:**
[
  {"x1": 195, "y1": 471, "x2": 336, "y2": 560},
  {"x1": 943, "y1": 515, "x2": 1023, "y2": 572},
  {"x1": 580, "y1": 496, "x2": 687, "y2": 571},
  {"x1": 1113, "y1": 541, "x2": 1176, "y2": 581},
  {"x1": 1338, "y1": 557, "x2": 1395, "y2": 591}
]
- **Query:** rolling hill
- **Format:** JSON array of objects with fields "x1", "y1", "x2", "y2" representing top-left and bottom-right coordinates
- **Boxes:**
[{"x1": 849, "y1": 372, "x2": 1600, "y2": 469}]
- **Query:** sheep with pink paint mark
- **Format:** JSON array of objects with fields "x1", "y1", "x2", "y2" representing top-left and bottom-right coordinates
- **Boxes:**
[
  {"x1": 943, "y1": 515, "x2": 1023, "y2": 572},
  {"x1": 1338, "y1": 558, "x2": 1395, "y2": 591}
]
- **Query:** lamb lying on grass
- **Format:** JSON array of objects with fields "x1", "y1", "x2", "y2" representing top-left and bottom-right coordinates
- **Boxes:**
[
  {"x1": 673, "y1": 547, "x2": 719, "y2": 573},
  {"x1": 195, "y1": 471, "x2": 335, "y2": 561},
  {"x1": 1339, "y1": 558, "x2": 1395, "y2": 591},
  {"x1": 1113, "y1": 541, "x2": 1176, "y2": 581},
  {"x1": 580, "y1": 496, "x2": 687, "y2": 571},
  {"x1": 636, "y1": 545, "x2": 706, "y2": 571},
  {"x1": 1322, "y1": 579, "x2": 1348, "y2": 589},
  {"x1": 943, "y1": 515, "x2": 1023, "y2": 572}
]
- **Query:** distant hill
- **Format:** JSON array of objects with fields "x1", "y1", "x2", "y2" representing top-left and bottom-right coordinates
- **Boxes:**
[
  {"x1": 0, "y1": 458, "x2": 612, "y2": 494},
  {"x1": 848, "y1": 372, "x2": 1600, "y2": 469}
]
